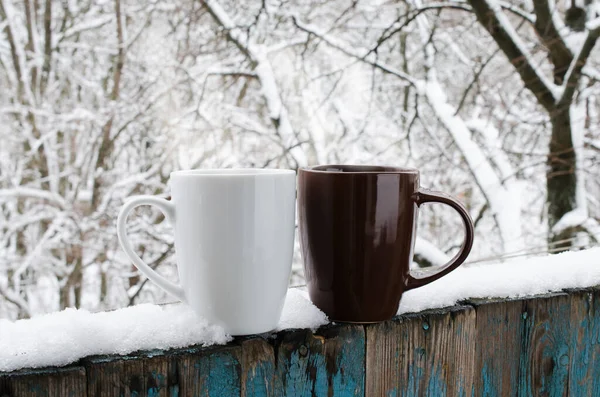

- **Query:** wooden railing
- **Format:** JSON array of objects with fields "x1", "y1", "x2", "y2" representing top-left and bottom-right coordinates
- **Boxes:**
[{"x1": 1, "y1": 288, "x2": 599, "y2": 396}]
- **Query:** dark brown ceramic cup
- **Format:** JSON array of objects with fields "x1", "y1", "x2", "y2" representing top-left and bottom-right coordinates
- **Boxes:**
[{"x1": 298, "y1": 165, "x2": 474, "y2": 323}]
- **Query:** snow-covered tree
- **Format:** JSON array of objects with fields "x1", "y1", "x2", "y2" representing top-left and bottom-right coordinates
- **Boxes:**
[{"x1": 1, "y1": 0, "x2": 598, "y2": 320}]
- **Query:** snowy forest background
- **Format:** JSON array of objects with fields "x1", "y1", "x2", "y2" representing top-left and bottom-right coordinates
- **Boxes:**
[{"x1": 1, "y1": 0, "x2": 599, "y2": 320}]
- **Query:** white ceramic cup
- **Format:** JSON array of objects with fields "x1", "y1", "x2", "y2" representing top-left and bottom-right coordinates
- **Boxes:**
[{"x1": 117, "y1": 169, "x2": 296, "y2": 335}]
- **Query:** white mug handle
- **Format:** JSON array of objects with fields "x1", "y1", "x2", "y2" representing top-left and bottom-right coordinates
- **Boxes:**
[{"x1": 116, "y1": 195, "x2": 186, "y2": 302}]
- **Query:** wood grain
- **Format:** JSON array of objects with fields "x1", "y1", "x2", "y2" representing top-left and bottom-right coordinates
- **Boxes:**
[
  {"x1": 86, "y1": 352, "x2": 177, "y2": 397},
  {"x1": 240, "y1": 337, "x2": 280, "y2": 397},
  {"x1": 470, "y1": 297, "x2": 524, "y2": 397},
  {"x1": 366, "y1": 305, "x2": 476, "y2": 397},
  {"x1": 177, "y1": 344, "x2": 242, "y2": 396},
  {"x1": 590, "y1": 288, "x2": 600, "y2": 396},
  {"x1": 0, "y1": 366, "x2": 87, "y2": 397},
  {"x1": 566, "y1": 288, "x2": 600, "y2": 397},
  {"x1": 518, "y1": 293, "x2": 572, "y2": 397},
  {"x1": 240, "y1": 325, "x2": 365, "y2": 397}
]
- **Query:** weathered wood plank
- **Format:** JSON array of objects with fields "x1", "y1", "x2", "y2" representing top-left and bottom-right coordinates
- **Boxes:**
[
  {"x1": 518, "y1": 293, "x2": 572, "y2": 397},
  {"x1": 568, "y1": 290, "x2": 592, "y2": 397},
  {"x1": 591, "y1": 288, "x2": 600, "y2": 396},
  {"x1": 86, "y1": 352, "x2": 177, "y2": 397},
  {"x1": 240, "y1": 325, "x2": 365, "y2": 396},
  {"x1": 566, "y1": 288, "x2": 600, "y2": 397},
  {"x1": 277, "y1": 325, "x2": 365, "y2": 396},
  {"x1": 314, "y1": 324, "x2": 365, "y2": 396},
  {"x1": 240, "y1": 337, "x2": 280, "y2": 397},
  {"x1": 470, "y1": 298, "x2": 524, "y2": 397},
  {"x1": 366, "y1": 305, "x2": 476, "y2": 397},
  {"x1": 177, "y1": 344, "x2": 242, "y2": 397},
  {"x1": 0, "y1": 366, "x2": 87, "y2": 397}
]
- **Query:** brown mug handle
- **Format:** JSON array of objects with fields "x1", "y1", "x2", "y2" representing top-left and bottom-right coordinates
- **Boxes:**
[{"x1": 406, "y1": 188, "x2": 474, "y2": 290}]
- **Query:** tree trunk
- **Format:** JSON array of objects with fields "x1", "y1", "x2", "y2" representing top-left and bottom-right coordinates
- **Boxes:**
[{"x1": 547, "y1": 107, "x2": 577, "y2": 250}]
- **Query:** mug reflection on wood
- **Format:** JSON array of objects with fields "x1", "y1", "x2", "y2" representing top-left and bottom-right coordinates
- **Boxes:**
[{"x1": 298, "y1": 165, "x2": 474, "y2": 323}]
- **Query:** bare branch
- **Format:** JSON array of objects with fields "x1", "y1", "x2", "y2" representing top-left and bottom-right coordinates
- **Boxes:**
[
  {"x1": 24, "y1": 0, "x2": 38, "y2": 89},
  {"x1": 582, "y1": 66, "x2": 600, "y2": 82},
  {"x1": 557, "y1": 27, "x2": 600, "y2": 107},
  {"x1": 532, "y1": 0, "x2": 572, "y2": 84},
  {"x1": 0, "y1": 0, "x2": 25, "y2": 99},
  {"x1": 467, "y1": 0, "x2": 557, "y2": 111},
  {"x1": 41, "y1": 0, "x2": 52, "y2": 94},
  {"x1": 0, "y1": 284, "x2": 31, "y2": 319},
  {"x1": 203, "y1": 0, "x2": 308, "y2": 166},
  {"x1": 0, "y1": 187, "x2": 68, "y2": 209},
  {"x1": 91, "y1": 0, "x2": 126, "y2": 209},
  {"x1": 498, "y1": 1, "x2": 536, "y2": 24},
  {"x1": 293, "y1": 18, "x2": 416, "y2": 85}
]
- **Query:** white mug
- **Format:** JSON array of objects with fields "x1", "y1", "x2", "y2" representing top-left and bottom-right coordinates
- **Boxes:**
[{"x1": 117, "y1": 169, "x2": 297, "y2": 335}]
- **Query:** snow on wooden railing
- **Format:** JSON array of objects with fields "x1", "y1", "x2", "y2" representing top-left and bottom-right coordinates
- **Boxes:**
[
  {"x1": 1, "y1": 249, "x2": 600, "y2": 396},
  {"x1": 1, "y1": 289, "x2": 600, "y2": 396}
]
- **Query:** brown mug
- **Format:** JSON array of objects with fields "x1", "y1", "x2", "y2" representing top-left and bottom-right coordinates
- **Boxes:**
[{"x1": 298, "y1": 165, "x2": 474, "y2": 323}]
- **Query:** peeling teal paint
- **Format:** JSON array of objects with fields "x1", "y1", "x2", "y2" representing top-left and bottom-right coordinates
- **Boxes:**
[
  {"x1": 426, "y1": 364, "x2": 447, "y2": 397},
  {"x1": 481, "y1": 362, "x2": 497, "y2": 397},
  {"x1": 405, "y1": 362, "x2": 424, "y2": 397},
  {"x1": 569, "y1": 292, "x2": 599, "y2": 396},
  {"x1": 519, "y1": 297, "x2": 572, "y2": 397},
  {"x1": 191, "y1": 349, "x2": 241, "y2": 396},
  {"x1": 591, "y1": 291, "x2": 600, "y2": 396},
  {"x1": 243, "y1": 357, "x2": 276, "y2": 396},
  {"x1": 272, "y1": 328, "x2": 364, "y2": 396},
  {"x1": 147, "y1": 388, "x2": 159, "y2": 397}
]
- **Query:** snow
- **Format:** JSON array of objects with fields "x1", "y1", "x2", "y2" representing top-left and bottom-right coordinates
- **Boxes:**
[
  {"x1": 562, "y1": 31, "x2": 587, "y2": 58},
  {"x1": 2, "y1": 0, "x2": 600, "y2": 373},
  {"x1": 414, "y1": 237, "x2": 450, "y2": 266},
  {"x1": 3, "y1": 249, "x2": 600, "y2": 372},
  {"x1": 0, "y1": 288, "x2": 327, "y2": 372},
  {"x1": 587, "y1": 17, "x2": 600, "y2": 31},
  {"x1": 276, "y1": 288, "x2": 328, "y2": 331},
  {"x1": 466, "y1": 118, "x2": 513, "y2": 180},
  {"x1": 552, "y1": 207, "x2": 587, "y2": 234},
  {"x1": 398, "y1": 247, "x2": 600, "y2": 314}
]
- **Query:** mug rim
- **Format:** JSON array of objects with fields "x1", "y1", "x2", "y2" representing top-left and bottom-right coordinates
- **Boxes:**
[
  {"x1": 300, "y1": 164, "x2": 419, "y2": 174},
  {"x1": 170, "y1": 168, "x2": 296, "y2": 177}
]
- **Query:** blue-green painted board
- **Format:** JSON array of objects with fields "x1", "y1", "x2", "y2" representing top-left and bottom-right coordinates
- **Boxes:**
[
  {"x1": 274, "y1": 325, "x2": 365, "y2": 396},
  {"x1": 567, "y1": 289, "x2": 600, "y2": 396},
  {"x1": 240, "y1": 337, "x2": 280, "y2": 397},
  {"x1": 178, "y1": 345, "x2": 241, "y2": 397},
  {"x1": 592, "y1": 289, "x2": 600, "y2": 396},
  {"x1": 470, "y1": 298, "x2": 523, "y2": 397},
  {"x1": 365, "y1": 306, "x2": 476, "y2": 397},
  {"x1": 518, "y1": 294, "x2": 571, "y2": 397},
  {"x1": 567, "y1": 291, "x2": 591, "y2": 396}
]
